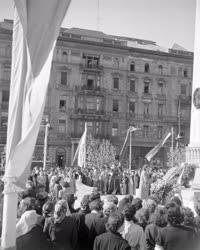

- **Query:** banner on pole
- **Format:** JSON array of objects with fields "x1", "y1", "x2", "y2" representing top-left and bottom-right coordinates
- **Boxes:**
[
  {"x1": 4, "y1": 0, "x2": 71, "y2": 189},
  {"x1": 145, "y1": 131, "x2": 171, "y2": 162},
  {"x1": 72, "y1": 124, "x2": 87, "y2": 167}
]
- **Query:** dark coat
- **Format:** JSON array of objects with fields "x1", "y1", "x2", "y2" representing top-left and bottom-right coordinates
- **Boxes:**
[
  {"x1": 85, "y1": 213, "x2": 106, "y2": 250},
  {"x1": 16, "y1": 225, "x2": 55, "y2": 250},
  {"x1": 71, "y1": 210, "x2": 89, "y2": 250},
  {"x1": 44, "y1": 216, "x2": 78, "y2": 250},
  {"x1": 93, "y1": 231, "x2": 131, "y2": 250}
]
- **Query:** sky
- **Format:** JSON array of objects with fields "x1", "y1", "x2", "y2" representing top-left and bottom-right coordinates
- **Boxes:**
[{"x1": 0, "y1": 0, "x2": 196, "y2": 51}]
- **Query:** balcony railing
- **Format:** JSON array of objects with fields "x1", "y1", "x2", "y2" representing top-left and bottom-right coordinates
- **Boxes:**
[
  {"x1": 80, "y1": 63, "x2": 103, "y2": 71},
  {"x1": 76, "y1": 85, "x2": 106, "y2": 96}
]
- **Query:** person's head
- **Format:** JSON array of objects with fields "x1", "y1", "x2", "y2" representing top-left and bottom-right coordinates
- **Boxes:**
[
  {"x1": 62, "y1": 181, "x2": 70, "y2": 189},
  {"x1": 165, "y1": 201, "x2": 178, "y2": 210},
  {"x1": 132, "y1": 198, "x2": 143, "y2": 211},
  {"x1": 125, "y1": 195, "x2": 134, "y2": 204},
  {"x1": 123, "y1": 203, "x2": 136, "y2": 221},
  {"x1": 80, "y1": 195, "x2": 90, "y2": 213},
  {"x1": 182, "y1": 207, "x2": 195, "y2": 227},
  {"x1": 135, "y1": 208, "x2": 150, "y2": 227},
  {"x1": 103, "y1": 202, "x2": 117, "y2": 218},
  {"x1": 167, "y1": 206, "x2": 184, "y2": 226},
  {"x1": 37, "y1": 184, "x2": 46, "y2": 194},
  {"x1": 142, "y1": 199, "x2": 157, "y2": 214},
  {"x1": 151, "y1": 206, "x2": 167, "y2": 227},
  {"x1": 89, "y1": 192, "x2": 101, "y2": 202},
  {"x1": 66, "y1": 194, "x2": 77, "y2": 207},
  {"x1": 42, "y1": 201, "x2": 54, "y2": 218},
  {"x1": 118, "y1": 197, "x2": 130, "y2": 213},
  {"x1": 171, "y1": 196, "x2": 182, "y2": 207},
  {"x1": 89, "y1": 199, "x2": 103, "y2": 213},
  {"x1": 106, "y1": 212, "x2": 124, "y2": 234},
  {"x1": 19, "y1": 197, "x2": 36, "y2": 216},
  {"x1": 104, "y1": 195, "x2": 118, "y2": 206},
  {"x1": 54, "y1": 200, "x2": 69, "y2": 222},
  {"x1": 25, "y1": 180, "x2": 34, "y2": 190}
]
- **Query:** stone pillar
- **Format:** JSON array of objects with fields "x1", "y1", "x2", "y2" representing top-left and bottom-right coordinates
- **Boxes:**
[{"x1": 186, "y1": 0, "x2": 200, "y2": 195}]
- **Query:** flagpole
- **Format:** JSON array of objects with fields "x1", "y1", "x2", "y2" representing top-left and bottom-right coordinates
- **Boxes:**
[
  {"x1": 84, "y1": 122, "x2": 87, "y2": 168},
  {"x1": 171, "y1": 127, "x2": 174, "y2": 168},
  {"x1": 43, "y1": 120, "x2": 50, "y2": 170},
  {"x1": 129, "y1": 127, "x2": 132, "y2": 171}
]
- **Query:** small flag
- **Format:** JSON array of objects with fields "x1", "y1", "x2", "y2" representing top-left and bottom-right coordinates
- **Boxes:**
[
  {"x1": 119, "y1": 126, "x2": 140, "y2": 156},
  {"x1": 72, "y1": 124, "x2": 87, "y2": 167},
  {"x1": 145, "y1": 131, "x2": 171, "y2": 162}
]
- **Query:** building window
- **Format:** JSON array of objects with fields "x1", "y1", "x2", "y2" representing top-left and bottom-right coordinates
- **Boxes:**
[
  {"x1": 130, "y1": 79, "x2": 135, "y2": 92},
  {"x1": 2, "y1": 90, "x2": 9, "y2": 102},
  {"x1": 143, "y1": 125, "x2": 149, "y2": 137},
  {"x1": 59, "y1": 100, "x2": 66, "y2": 111},
  {"x1": 144, "y1": 82, "x2": 150, "y2": 94},
  {"x1": 112, "y1": 123, "x2": 118, "y2": 136},
  {"x1": 181, "y1": 84, "x2": 187, "y2": 95},
  {"x1": 170, "y1": 66, "x2": 176, "y2": 75},
  {"x1": 87, "y1": 78, "x2": 94, "y2": 90},
  {"x1": 129, "y1": 101, "x2": 135, "y2": 113},
  {"x1": 184, "y1": 69, "x2": 188, "y2": 77},
  {"x1": 62, "y1": 51, "x2": 68, "y2": 63},
  {"x1": 178, "y1": 67, "x2": 182, "y2": 76},
  {"x1": 86, "y1": 98, "x2": 95, "y2": 110},
  {"x1": 97, "y1": 76, "x2": 101, "y2": 87},
  {"x1": 79, "y1": 121, "x2": 84, "y2": 133},
  {"x1": 158, "y1": 82, "x2": 164, "y2": 95},
  {"x1": 83, "y1": 55, "x2": 100, "y2": 68},
  {"x1": 113, "y1": 77, "x2": 119, "y2": 89},
  {"x1": 58, "y1": 120, "x2": 66, "y2": 134},
  {"x1": 158, "y1": 104, "x2": 163, "y2": 118},
  {"x1": 144, "y1": 103, "x2": 150, "y2": 118},
  {"x1": 113, "y1": 100, "x2": 119, "y2": 112},
  {"x1": 95, "y1": 122, "x2": 100, "y2": 134},
  {"x1": 144, "y1": 63, "x2": 150, "y2": 73},
  {"x1": 61, "y1": 72, "x2": 67, "y2": 85},
  {"x1": 130, "y1": 62, "x2": 135, "y2": 72},
  {"x1": 96, "y1": 98, "x2": 101, "y2": 111},
  {"x1": 87, "y1": 121, "x2": 93, "y2": 133},
  {"x1": 158, "y1": 65, "x2": 163, "y2": 75},
  {"x1": 158, "y1": 126, "x2": 163, "y2": 139},
  {"x1": 113, "y1": 57, "x2": 119, "y2": 68}
]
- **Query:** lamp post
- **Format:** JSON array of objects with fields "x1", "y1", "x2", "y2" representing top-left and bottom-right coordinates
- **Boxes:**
[
  {"x1": 43, "y1": 119, "x2": 50, "y2": 170},
  {"x1": 129, "y1": 128, "x2": 132, "y2": 172}
]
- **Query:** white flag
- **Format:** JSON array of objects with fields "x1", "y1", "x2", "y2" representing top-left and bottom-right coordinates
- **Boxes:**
[
  {"x1": 72, "y1": 125, "x2": 87, "y2": 168},
  {"x1": 145, "y1": 131, "x2": 171, "y2": 162},
  {"x1": 120, "y1": 126, "x2": 140, "y2": 156},
  {"x1": 4, "y1": 0, "x2": 71, "y2": 188}
]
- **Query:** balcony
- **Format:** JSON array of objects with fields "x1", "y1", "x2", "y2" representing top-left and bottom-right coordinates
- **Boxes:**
[
  {"x1": 77, "y1": 85, "x2": 106, "y2": 96},
  {"x1": 80, "y1": 63, "x2": 103, "y2": 72},
  {"x1": 142, "y1": 93, "x2": 153, "y2": 100},
  {"x1": 70, "y1": 108, "x2": 109, "y2": 121},
  {"x1": 156, "y1": 94, "x2": 166, "y2": 100}
]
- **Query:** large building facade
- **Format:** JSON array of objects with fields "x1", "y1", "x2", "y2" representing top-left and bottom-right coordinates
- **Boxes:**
[{"x1": 0, "y1": 19, "x2": 193, "y2": 168}]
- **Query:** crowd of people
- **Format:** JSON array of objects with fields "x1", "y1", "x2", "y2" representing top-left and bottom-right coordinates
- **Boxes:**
[{"x1": 1, "y1": 165, "x2": 198, "y2": 250}]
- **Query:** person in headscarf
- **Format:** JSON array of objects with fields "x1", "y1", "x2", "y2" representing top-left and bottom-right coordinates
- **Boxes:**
[{"x1": 44, "y1": 199, "x2": 78, "y2": 250}]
